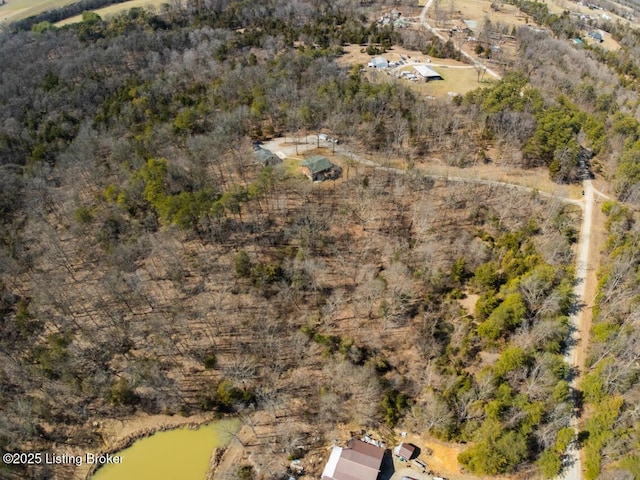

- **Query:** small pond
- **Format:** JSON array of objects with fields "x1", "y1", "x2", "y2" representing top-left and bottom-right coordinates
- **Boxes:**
[{"x1": 92, "y1": 418, "x2": 239, "y2": 480}]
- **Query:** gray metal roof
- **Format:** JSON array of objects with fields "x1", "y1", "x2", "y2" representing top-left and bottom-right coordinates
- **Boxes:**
[
  {"x1": 414, "y1": 65, "x2": 442, "y2": 78},
  {"x1": 301, "y1": 156, "x2": 334, "y2": 174},
  {"x1": 371, "y1": 56, "x2": 388, "y2": 68},
  {"x1": 463, "y1": 19, "x2": 477, "y2": 29},
  {"x1": 254, "y1": 147, "x2": 281, "y2": 165}
]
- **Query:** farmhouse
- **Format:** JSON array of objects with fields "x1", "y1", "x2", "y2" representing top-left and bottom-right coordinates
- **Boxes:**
[
  {"x1": 254, "y1": 147, "x2": 282, "y2": 166},
  {"x1": 301, "y1": 156, "x2": 341, "y2": 181},
  {"x1": 322, "y1": 439, "x2": 385, "y2": 480}
]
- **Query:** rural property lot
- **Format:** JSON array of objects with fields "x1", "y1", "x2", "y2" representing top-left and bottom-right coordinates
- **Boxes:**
[
  {"x1": 428, "y1": 0, "x2": 529, "y2": 31},
  {"x1": 55, "y1": 0, "x2": 167, "y2": 25},
  {"x1": 0, "y1": 0, "x2": 167, "y2": 25},
  {"x1": 0, "y1": 0, "x2": 80, "y2": 23},
  {"x1": 337, "y1": 44, "x2": 493, "y2": 98}
]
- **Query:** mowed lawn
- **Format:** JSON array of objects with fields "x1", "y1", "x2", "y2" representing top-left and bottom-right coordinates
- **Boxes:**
[
  {"x1": 1, "y1": 0, "x2": 81, "y2": 23},
  {"x1": 409, "y1": 65, "x2": 492, "y2": 97},
  {"x1": 55, "y1": 0, "x2": 169, "y2": 25},
  {"x1": 369, "y1": 64, "x2": 494, "y2": 98}
]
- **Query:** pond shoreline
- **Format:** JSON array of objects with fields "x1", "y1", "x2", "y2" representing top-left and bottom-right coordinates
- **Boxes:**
[{"x1": 75, "y1": 413, "x2": 227, "y2": 480}]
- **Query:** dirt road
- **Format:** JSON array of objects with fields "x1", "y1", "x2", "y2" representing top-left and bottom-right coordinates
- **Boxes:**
[
  {"x1": 265, "y1": 137, "x2": 596, "y2": 480},
  {"x1": 263, "y1": 138, "x2": 581, "y2": 204},
  {"x1": 560, "y1": 179, "x2": 595, "y2": 480},
  {"x1": 418, "y1": 0, "x2": 502, "y2": 80}
]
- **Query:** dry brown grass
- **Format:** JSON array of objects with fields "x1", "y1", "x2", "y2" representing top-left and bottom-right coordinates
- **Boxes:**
[
  {"x1": 443, "y1": 0, "x2": 624, "y2": 50},
  {"x1": 55, "y1": 0, "x2": 168, "y2": 26},
  {"x1": 428, "y1": 0, "x2": 530, "y2": 31},
  {"x1": 413, "y1": 160, "x2": 583, "y2": 199},
  {"x1": 0, "y1": 0, "x2": 170, "y2": 25},
  {"x1": 338, "y1": 44, "x2": 494, "y2": 98},
  {"x1": 1, "y1": 0, "x2": 80, "y2": 23},
  {"x1": 394, "y1": 64, "x2": 492, "y2": 97}
]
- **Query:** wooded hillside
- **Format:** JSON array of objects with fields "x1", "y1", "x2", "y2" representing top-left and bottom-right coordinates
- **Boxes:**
[{"x1": 1, "y1": 0, "x2": 639, "y2": 478}]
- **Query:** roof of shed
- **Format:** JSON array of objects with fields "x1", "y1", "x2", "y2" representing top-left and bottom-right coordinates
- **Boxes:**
[
  {"x1": 414, "y1": 65, "x2": 442, "y2": 78},
  {"x1": 254, "y1": 147, "x2": 280, "y2": 163},
  {"x1": 397, "y1": 442, "x2": 416, "y2": 459}
]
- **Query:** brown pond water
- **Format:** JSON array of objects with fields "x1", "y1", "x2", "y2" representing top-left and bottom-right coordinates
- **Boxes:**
[{"x1": 92, "y1": 419, "x2": 239, "y2": 480}]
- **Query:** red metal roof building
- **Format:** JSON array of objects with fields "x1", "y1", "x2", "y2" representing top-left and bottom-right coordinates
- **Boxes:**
[{"x1": 321, "y1": 439, "x2": 385, "y2": 480}]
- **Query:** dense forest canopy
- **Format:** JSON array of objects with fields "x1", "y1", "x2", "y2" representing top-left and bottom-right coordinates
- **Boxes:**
[{"x1": 0, "y1": 0, "x2": 640, "y2": 478}]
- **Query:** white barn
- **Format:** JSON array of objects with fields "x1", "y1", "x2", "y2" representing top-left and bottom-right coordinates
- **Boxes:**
[{"x1": 414, "y1": 65, "x2": 443, "y2": 81}]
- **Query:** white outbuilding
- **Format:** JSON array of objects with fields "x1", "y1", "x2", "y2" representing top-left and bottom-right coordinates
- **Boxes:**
[
  {"x1": 368, "y1": 56, "x2": 389, "y2": 69},
  {"x1": 414, "y1": 65, "x2": 444, "y2": 81}
]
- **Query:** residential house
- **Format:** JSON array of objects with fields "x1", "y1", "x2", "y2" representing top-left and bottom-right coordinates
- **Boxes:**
[
  {"x1": 254, "y1": 147, "x2": 282, "y2": 166},
  {"x1": 588, "y1": 31, "x2": 603, "y2": 42},
  {"x1": 300, "y1": 156, "x2": 341, "y2": 181}
]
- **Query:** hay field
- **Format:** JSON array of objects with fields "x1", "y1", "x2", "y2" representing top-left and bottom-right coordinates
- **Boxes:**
[
  {"x1": 0, "y1": 0, "x2": 168, "y2": 25},
  {"x1": 1, "y1": 0, "x2": 80, "y2": 23},
  {"x1": 55, "y1": 0, "x2": 167, "y2": 25}
]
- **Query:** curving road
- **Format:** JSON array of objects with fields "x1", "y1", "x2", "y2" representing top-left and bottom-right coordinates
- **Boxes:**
[{"x1": 263, "y1": 137, "x2": 581, "y2": 205}]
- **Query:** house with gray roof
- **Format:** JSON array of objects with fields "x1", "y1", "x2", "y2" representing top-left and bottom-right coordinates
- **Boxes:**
[
  {"x1": 588, "y1": 30, "x2": 603, "y2": 42},
  {"x1": 254, "y1": 147, "x2": 282, "y2": 166}
]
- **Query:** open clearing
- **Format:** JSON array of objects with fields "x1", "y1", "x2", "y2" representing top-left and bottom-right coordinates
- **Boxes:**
[
  {"x1": 55, "y1": 0, "x2": 167, "y2": 25},
  {"x1": 429, "y1": 0, "x2": 530, "y2": 31},
  {"x1": 444, "y1": 0, "x2": 621, "y2": 50},
  {"x1": 338, "y1": 44, "x2": 492, "y2": 98},
  {"x1": 547, "y1": 0, "x2": 634, "y2": 29},
  {"x1": 390, "y1": 63, "x2": 491, "y2": 97},
  {"x1": 0, "y1": 0, "x2": 167, "y2": 25},
  {"x1": 1, "y1": 0, "x2": 79, "y2": 23}
]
